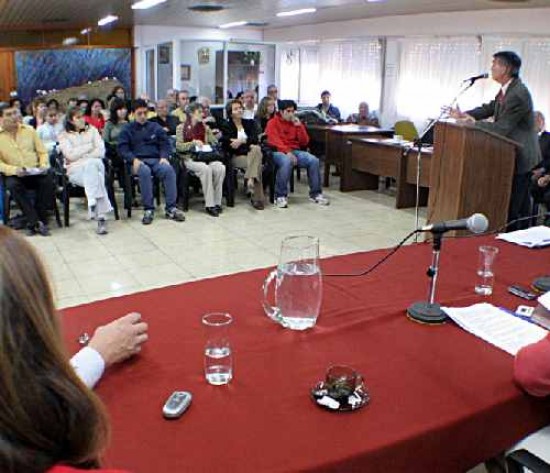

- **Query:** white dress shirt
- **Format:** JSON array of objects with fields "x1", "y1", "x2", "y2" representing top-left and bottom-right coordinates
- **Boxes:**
[{"x1": 70, "y1": 346, "x2": 105, "y2": 388}]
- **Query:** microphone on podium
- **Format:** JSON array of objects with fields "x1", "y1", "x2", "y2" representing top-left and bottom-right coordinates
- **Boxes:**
[
  {"x1": 419, "y1": 213, "x2": 489, "y2": 235},
  {"x1": 462, "y1": 73, "x2": 489, "y2": 84}
]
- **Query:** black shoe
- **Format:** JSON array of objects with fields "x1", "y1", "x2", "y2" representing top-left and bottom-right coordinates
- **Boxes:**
[
  {"x1": 37, "y1": 222, "x2": 51, "y2": 237},
  {"x1": 206, "y1": 207, "x2": 219, "y2": 217},
  {"x1": 214, "y1": 205, "x2": 223, "y2": 214},
  {"x1": 25, "y1": 225, "x2": 37, "y2": 236},
  {"x1": 142, "y1": 210, "x2": 154, "y2": 225}
]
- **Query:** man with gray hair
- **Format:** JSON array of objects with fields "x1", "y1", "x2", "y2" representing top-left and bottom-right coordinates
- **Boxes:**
[{"x1": 242, "y1": 89, "x2": 257, "y2": 119}]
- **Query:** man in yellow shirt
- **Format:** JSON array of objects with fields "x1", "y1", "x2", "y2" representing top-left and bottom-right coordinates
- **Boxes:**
[
  {"x1": 171, "y1": 90, "x2": 189, "y2": 123},
  {"x1": 0, "y1": 106, "x2": 53, "y2": 236}
]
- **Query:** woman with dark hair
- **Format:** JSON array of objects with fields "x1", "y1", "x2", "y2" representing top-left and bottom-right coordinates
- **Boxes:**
[
  {"x1": 58, "y1": 108, "x2": 112, "y2": 235},
  {"x1": 175, "y1": 102, "x2": 225, "y2": 217},
  {"x1": 9, "y1": 97, "x2": 25, "y2": 117},
  {"x1": 222, "y1": 99, "x2": 264, "y2": 210},
  {"x1": 255, "y1": 96, "x2": 276, "y2": 133},
  {"x1": 84, "y1": 98, "x2": 106, "y2": 132},
  {"x1": 103, "y1": 98, "x2": 128, "y2": 146},
  {"x1": 24, "y1": 97, "x2": 47, "y2": 128},
  {"x1": 46, "y1": 98, "x2": 60, "y2": 113},
  {"x1": 0, "y1": 226, "x2": 129, "y2": 473}
]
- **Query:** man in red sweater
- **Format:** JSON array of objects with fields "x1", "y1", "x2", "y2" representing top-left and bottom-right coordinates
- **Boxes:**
[
  {"x1": 266, "y1": 100, "x2": 329, "y2": 208},
  {"x1": 510, "y1": 332, "x2": 550, "y2": 463}
]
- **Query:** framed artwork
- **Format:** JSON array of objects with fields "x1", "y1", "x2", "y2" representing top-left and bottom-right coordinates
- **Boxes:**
[
  {"x1": 180, "y1": 64, "x2": 191, "y2": 81},
  {"x1": 158, "y1": 45, "x2": 171, "y2": 64}
]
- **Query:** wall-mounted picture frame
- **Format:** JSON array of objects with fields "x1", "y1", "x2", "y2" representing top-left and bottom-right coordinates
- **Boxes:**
[
  {"x1": 158, "y1": 44, "x2": 171, "y2": 64},
  {"x1": 180, "y1": 64, "x2": 191, "y2": 81}
]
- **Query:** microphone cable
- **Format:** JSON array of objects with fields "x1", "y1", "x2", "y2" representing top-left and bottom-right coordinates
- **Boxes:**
[{"x1": 324, "y1": 229, "x2": 419, "y2": 277}]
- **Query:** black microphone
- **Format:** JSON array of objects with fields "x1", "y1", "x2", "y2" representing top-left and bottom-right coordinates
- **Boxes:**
[
  {"x1": 420, "y1": 213, "x2": 489, "y2": 234},
  {"x1": 462, "y1": 73, "x2": 489, "y2": 84}
]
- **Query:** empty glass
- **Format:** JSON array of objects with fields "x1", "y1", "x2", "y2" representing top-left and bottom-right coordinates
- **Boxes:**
[
  {"x1": 262, "y1": 235, "x2": 322, "y2": 330},
  {"x1": 475, "y1": 245, "x2": 499, "y2": 296},
  {"x1": 202, "y1": 312, "x2": 233, "y2": 385}
]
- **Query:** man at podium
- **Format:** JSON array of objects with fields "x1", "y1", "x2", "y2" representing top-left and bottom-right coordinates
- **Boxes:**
[{"x1": 450, "y1": 51, "x2": 540, "y2": 230}]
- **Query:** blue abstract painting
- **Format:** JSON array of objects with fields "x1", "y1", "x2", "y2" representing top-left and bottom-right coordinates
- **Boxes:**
[{"x1": 15, "y1": 48, "x2": 131, "y2": 104}]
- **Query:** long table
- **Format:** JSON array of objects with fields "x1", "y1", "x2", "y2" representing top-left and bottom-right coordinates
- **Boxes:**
[
  {"x1": 343, "y1": 138, "x2": 433, "y2": 208},
  {"x1": 62, "y1": 237, "x2": 550, "y2": 472}
]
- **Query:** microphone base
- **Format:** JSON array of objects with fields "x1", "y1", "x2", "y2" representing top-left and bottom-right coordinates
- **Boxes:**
[
  {"x1": 533, "y1": 276, "x2": 550, "y2": 293},
  {"x1": 407, "y1": 302, "x2": 449, "y2": 325}
]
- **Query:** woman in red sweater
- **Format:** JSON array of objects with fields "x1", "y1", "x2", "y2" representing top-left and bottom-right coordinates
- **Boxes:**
[
  {"x1": 0, "y1": 226, "x2": 129, "y2": 473},
  {"x1": 84, "y1": 98, "x2": 106, "y2": 132},
  {"x1": 511, "y1": 332, "x2": 550, "y2": 463}
]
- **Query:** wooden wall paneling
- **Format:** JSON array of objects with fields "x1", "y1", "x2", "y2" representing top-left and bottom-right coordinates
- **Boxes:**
[{"x1": 0, "y1": 51, "x2": 16, "y2": 101}]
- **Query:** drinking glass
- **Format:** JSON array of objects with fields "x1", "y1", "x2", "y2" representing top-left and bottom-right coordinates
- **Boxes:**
[
  {"x1": 475, "y1": 245, "x2": 499, "y2": 296},
  {"x1": 202, "y1": 312, "x2": 233, "y2": 385},
  {"x1": 262, "y1": 235, "x2": 322, "y2": 330}
]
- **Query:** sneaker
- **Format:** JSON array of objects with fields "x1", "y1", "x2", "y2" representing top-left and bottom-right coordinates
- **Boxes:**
[
  {"x1": 96, "y1": 218, "x2": 108, "y2": 235},
  {"x1": 310, "y1": 194, "x2": 330, "y2": 206},
  {"x1": 142, "y1": 209, "x2": 154, "y2": 225},
  {"x1": 165, "y1": 207, "x2": 186, "y2": 222},
  {"x1": 37, "y1": 222, "x2": 51, "y2": 237},
  {"x1": 275, "y1": 197, "x2": 288, "y2": 209}
]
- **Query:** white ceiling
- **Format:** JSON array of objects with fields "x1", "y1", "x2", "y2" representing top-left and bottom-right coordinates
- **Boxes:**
[{"x1": 0, "y1": 0, "x2": 548, "y2": 31}]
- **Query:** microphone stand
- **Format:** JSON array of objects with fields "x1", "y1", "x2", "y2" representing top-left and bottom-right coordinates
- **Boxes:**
[
  {"x1": 410, "y1": 79, "x2": 477, "y2": 243},
  {"x1": 407, "y1": 231, "x2": 448, "y2": 324}
]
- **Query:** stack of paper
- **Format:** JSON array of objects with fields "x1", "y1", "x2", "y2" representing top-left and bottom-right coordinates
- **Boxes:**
[
  {"x1": 443, "y1": 303, "x2": 548, "y2": 355},
  {"x1": 496, "y1": 226, "x2": 550, "y2": 248}
]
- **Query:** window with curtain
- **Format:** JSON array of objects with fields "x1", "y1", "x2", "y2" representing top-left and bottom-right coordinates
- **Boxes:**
[
  {"x1": 395, "y1": 37, "x2": 482, "y2": 130},
  {"x1": 279, "y1": 38, "x2": 383, "y2": 118}
]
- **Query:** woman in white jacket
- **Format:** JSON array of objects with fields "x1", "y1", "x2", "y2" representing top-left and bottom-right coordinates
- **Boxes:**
[{"x1": 58, "y1": 108, "x2": 113, "y2": 235}]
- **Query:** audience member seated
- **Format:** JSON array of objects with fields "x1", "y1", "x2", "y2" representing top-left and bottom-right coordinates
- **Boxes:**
[
  {"x1": 66, "y1": 97, "x2": 78, "y2": 111},
  {"x1": 9, "y1": 97, "x2": 25, "y2": 117},
  {"x1": 166, "y1": 88, "x2": 178, "y2": 112},
  {"x1": 37, "y1": 110, "x2": 64, "y2": 153},
  {"x1": 150, "y1": 99, "x2": 180, "y2": 136},
  {"x1": 46, "y1": 98, "x2": 61, "y2": 114},
  {"x1": 106, "y1": 85, "x2": 130, "y2": 110},
  {"x1": 176, "y1": 102, "x2": 225, "y2": 217},
  {"x1": 24, "y1": 97, "x2": 48, "y2": 129},
  {"x1": 0, "y1": 106, "x2": 53, "y2": 236},
  {"x1": 242, "y1": 90, "x2": 257, "y2": 120},
  {"x1": 266, "y1": 100, "x2": 330, "y2": 209},
  {"x1": 316, "y1": 90, "x2": 341, "y2": 122},
  {"x1": 84, "y1": 98, "x2": 106, "y2": 132},
  {"x1": 347, "y1": 101, "x2": 380, "y2": 127},
  {"x1": 256, "y1": 96, "x2": 276, "y2": 133},
  {"x1": 118, "y1": 99, "x2": 186, "y2": 225},
  {"x1": 77, "y1": 98, "x2": 89, "y2": 115},
  {"x1": 0, "y1": 226, "x2": 148, "y2": 473},
  {"x1": 198, "y1": 96, "x2": 220, "y2": 135},
  {"x1": 221, "y1": 99, "x2": 264, "y2": 210},
  {"x1": 172, "y1": 89, "x2": 190, "y2": 123},
  {"x1": 58, "y1": 107, "x2": 112, "y2": 235},
  {"x1": 530, "y1": 112, "x2": 550, "y2": 225},
  {"x1": 267, "y1": 84, "x2": 284, "y2": 111},
  {"x1": 102, "y1": 98, "x2": 129, "y2": 174}
]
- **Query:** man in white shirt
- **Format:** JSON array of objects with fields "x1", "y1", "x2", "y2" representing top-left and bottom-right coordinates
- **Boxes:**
[
  {"x1": 37, "y1": 111, "x2": 64, "y2": 153},
  {"x1": 242, "y1": 89, "x2": 257, "y2": 120},
  {"x1": 70, "y1": 312, "x2": 148, "y2": 388}
]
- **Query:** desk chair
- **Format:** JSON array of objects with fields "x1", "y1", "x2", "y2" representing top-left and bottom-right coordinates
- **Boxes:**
[{"x1": 506, "y1": 449, "x2": 550, "y2": 473}]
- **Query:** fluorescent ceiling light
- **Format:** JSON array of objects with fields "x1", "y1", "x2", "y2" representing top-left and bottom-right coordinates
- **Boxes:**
[
  {"x1": 80, "y1": 27, "x2": 92, "y2": 35},
  {"x1": 276, "y1": 8, "x2": 316, "y2": 17},
  {"x1": 219, "y1": 21, "x2": 248, "y2": 29},
  {"x1": 98, "y1": 15, "x2": 119, "y2": 26},
  {"x1": 132, "y1": 0, "x2": 167, "y2": 10}
]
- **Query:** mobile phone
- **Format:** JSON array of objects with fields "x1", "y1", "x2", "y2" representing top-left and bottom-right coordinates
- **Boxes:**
[
  {"x1": 508, "y1": 285, "x2": 537, "y2": 301},
  {"x1": 162, "y1": 391, "x2": 192, "y2": 419}
]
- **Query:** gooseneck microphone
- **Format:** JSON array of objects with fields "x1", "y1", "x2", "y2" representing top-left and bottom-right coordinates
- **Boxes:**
[
  {"x1": 462, "y1": 73, "x2": 489, "y2": 84},
  {"x1": 420, "y1": 213, "x2": 489, "y2": 234}
]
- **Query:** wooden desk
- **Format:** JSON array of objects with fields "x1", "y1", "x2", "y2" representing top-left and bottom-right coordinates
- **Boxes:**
[
  {"x1": 305, "y1": 124, "x2": 333, "y2": 159},
  {"x1": 324, "y1": 125, "x2": 393, "y2": 187},
  {"x1": 344, "y1": 138, "x2": 432, "y2": 208}
]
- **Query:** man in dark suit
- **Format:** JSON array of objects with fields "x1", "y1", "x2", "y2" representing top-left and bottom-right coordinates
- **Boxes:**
[
  {"x1": 530, "y1": 111, "x2": 550, "y2": 224},
  {"x1": 451, "y1": 51, "x2": 540, "y2": 230}
]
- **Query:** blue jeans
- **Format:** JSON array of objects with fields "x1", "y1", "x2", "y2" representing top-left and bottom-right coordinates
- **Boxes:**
[
  {"x1": 272, "y1": 150, "x2": 322, "y2": 198},
  {"x1": 137, "y1": 158, "x2": 177, "y2": 211}
]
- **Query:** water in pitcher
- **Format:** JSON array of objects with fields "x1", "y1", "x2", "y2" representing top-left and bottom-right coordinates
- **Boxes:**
[{"x1": 276, "y1": 261, "x2": 322, "y2": 330}]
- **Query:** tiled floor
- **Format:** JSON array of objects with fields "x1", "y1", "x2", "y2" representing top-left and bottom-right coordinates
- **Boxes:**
[{"x1": 24, "y1": 177, "x2": 426, "y2": 310}]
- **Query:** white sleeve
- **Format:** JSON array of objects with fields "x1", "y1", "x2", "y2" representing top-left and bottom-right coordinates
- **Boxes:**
[{"x1": 69, "y1": 346, "x2": 106, "y2": 389}]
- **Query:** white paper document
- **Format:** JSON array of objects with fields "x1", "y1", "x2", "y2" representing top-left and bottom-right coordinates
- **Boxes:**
[
  {"x1": 198, "y1": 144, "x2": 213, "y2": 152},
  {"x1": 443, "y1": 303, "x2": 548, "y2": 355},
  {"x1": 539, "y1": 292, "x2": 550, "y2": 311},
  {"x1": 496, "y1": 226, "x2": 550, "y2": 248}
]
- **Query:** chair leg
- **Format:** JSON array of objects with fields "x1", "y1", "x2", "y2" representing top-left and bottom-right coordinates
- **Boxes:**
[
  {"x1": 290, "y1": 166, "x2": 295, "y2": 193},
  {"x1": 323, "y1": 161, "x2": 330, "y2": 187},
  {"x1": 63, "y1": 191, "x2": 69, "y2": 227},
  {"x1": 53, "y1": 198, "x2": 62, "y2": 228}
]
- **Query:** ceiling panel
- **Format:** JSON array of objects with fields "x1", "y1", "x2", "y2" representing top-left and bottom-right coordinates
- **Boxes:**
[{"x1": 0, "y1": 0, "x2": 548, "y2": 31}]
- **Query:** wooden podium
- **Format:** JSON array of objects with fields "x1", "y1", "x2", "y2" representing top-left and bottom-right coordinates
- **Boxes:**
[{"x1": 427, "y1": 121, "x2": 518, "y2": 233}]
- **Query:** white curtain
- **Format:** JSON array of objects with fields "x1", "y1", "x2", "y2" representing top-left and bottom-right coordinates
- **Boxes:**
[
  {"x1": 279, "y1": 45, "x2": 300, "y2": 102},
  {"x1": 520, "y1": 38, "x2": 550, "y2": 121},
  {"x1": 395, "y1": 37, "x2": 482, "y2": 130},
  {"x1": 297, "y1": 45, "x2": 320, "y2": 106}
]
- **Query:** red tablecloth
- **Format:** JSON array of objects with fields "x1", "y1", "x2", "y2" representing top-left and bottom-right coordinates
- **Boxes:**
[{"x1": 62, "y1": 236, "x2": 550, "y2": 472}]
